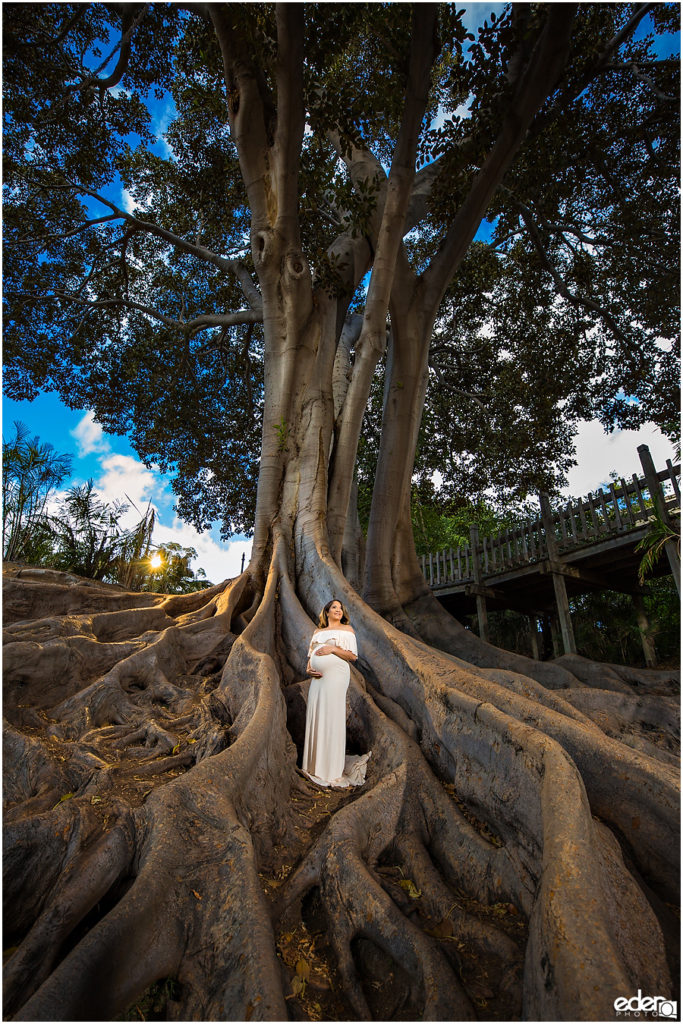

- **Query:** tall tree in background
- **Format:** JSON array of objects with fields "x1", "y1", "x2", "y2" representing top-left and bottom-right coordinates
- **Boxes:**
[
  {"x1": 3, "y1": 5, "x2": 679, "y2": 1021},
  {"x1": 2, "y1": 421, "x2": 72, "y2": 562}
]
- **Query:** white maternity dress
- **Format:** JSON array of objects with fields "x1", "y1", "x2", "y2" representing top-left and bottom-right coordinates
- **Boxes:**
[{"x1": 302, "y1": 628, "x2": 370, "y2": 788}]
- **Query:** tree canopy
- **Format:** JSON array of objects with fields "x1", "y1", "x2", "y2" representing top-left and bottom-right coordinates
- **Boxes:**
[
  {"x1": 4, "y1": 3, "x2": 679, "y2": 537},
  {"x1": 2, "y1": 7, "x2": 680, "y2": 1022}
]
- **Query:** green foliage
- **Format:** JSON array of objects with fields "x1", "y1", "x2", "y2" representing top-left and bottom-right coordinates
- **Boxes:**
[
  {"x1": 636, "y1": 508, "x2": 681, "y2": 583},
  {"x1": 2, "y1": 3, "x2": 680, "y2": 541},
  {"x1": 140, "y1": 541, "x2": 211, "y2": 594},
  {"x1": 570, "y1": 580, "x2": 680, "y2": 668},
  {"x1": 274, "y1": 417, "x2": 289, "y2": 453},
  {"x1": 48, "y1": 481, "x2": 155, "y2": 583},
  {"x1": 2, "y1": 423, "x2": 210, "y2": 591},
  {"x1": 410, "y1": 480, "x2": 518, "y2": 557},
  {"x1": 2, "y1": 421, "x2": 72, "y2": 562}
]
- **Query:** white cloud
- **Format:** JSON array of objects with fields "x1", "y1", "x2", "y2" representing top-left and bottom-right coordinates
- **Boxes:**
[
  {"x1": 152, "y1": 100, "x2": 176, "y2": 159},
  {"x1": 154, "y1": 517, "x2": 251, "y2": 582},
  {"x1": 121, "y1": 187, "x2": 137, "y2": 214},
  {"x1": 561, "y1": 420, "x2": 677, "y2": 498},
  {"x1": 70, "y1": 412, "x2": 111, "y2": 457},
  {"x1": 93, "y1": 454, "x2": 161, "y2": 527},
  {"x1": 66, "y1": 415, "x2": 250, "y2": 581}
]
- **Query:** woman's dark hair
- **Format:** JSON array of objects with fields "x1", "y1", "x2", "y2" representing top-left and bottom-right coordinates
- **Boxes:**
[{"x1": 318, "y1": 598, "x2": 350, "y2": 628}]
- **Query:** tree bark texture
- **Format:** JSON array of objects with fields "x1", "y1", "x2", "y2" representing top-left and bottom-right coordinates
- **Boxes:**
[
  {"x1": 4, "y1": 5, "x2": 679, "y2": 1021},
  {"x1": 3, "y1": 537, "x2": 679, "y2": 1021}
]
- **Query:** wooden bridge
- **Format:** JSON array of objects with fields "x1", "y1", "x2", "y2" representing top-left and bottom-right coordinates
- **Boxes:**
[{"x1": 421, "y1": 444, "x2": 681, "y2": 665}]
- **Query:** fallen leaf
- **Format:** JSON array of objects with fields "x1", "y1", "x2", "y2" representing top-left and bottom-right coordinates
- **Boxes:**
[
  {"x1": 53, "y1": 792, "x2": 74, "y2": 808},
  {"x1": 296, "y1": 959, "x2": 311, "y2": 980},
  {"x1": 192, "y1": 890, "x2": 202, "y2": 900},
  {"x1": 398, "y1": 878, "x2": 422, "y2": 899},
  {"x1": 291, "y1": 975, "x2": 305, "y2": 997},
  {"x1": 90, "y1": 796, "x2": 103, "y2": 804}
]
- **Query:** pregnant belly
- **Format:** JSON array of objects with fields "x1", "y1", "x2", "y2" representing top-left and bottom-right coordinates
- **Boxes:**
[{"x1": 310, "y1": 652, "x2": 349, "y2": 677}]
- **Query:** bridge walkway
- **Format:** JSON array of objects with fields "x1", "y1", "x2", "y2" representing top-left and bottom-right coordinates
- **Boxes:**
[{"x1": 421, "y1": 444, "x2": 680, "y2": 665}]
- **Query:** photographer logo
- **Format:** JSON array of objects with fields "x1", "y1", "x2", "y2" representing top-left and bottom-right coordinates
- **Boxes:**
[{"x1": 614, "y1": 991, "x2": 677, "y2": 1019}]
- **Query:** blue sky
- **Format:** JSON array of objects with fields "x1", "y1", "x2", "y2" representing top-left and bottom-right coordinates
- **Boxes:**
[{"x1": 3, "y1": 5, "x2": 678, "y2": 579}]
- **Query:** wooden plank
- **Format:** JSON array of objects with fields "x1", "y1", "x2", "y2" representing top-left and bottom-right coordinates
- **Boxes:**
[
  {"x1": 567, "y1": 501, "x2": 578, "y2": 543},
  {"x1": 632, "y1": 473, "x2": 649, "y2": 518},
  {"x1": 528, "y1": 520, "x2": 537, "y2": 560},
  {"x1": 577, "y1": 496, "x2": 588, "y2": 538},
  {"x1": 449, "y1": 547, "x2": 454, "y2": 581},
  {"x1": 465, "y1": 583, "x2": 505, "y2": 599},
  {"x1": 551, "y1": 571, "x2": 577, "y2": 654},
  {"x1": 457, "y1": 547, "x2": 462, "y2": 580},
  {"x1": 596, "y1": 487, "x2": 613, "y2": 532},
  {"x1": 498, "y1": 529, "x2": 506, "y2": 568},
  {"x1": 521, "y1": 525, "x2": 529, "y2": 560},
  {"x1": 667, "y1": 459, "x2": 681, "y2": 504},
  {"x1": 428, "y1": 552, "x2": 434, "y2": 586},
  {"x1": 483, "y1": 537, "x2": 489, "y2": 574},
  {"x1": 585, "y1": 492, "x2": 599, "y2": 536},
  {"x1": 528, "y1": 615, "x2": 540, "y2": 660},
  {"x1": 609, "y1": 483, "x2": 623, "y2": 530},
  {"x1": 558, "y1": 506, "x2": 568, "y2": 543},
  {"x1": 620, "y1": 477, "x2": 636, "y2": 526}
]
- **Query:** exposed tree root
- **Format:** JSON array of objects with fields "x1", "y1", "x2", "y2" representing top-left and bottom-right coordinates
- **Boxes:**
[
  {"x1": 403, "y1": 588, "x2": 679, "y2": 695},
  {"x1": 3, "y1": 560, "x2": 679, "y2": 1020}
]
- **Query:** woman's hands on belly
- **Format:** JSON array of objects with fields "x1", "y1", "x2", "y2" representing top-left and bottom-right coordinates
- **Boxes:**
[{"x1": 314, "y1": 643, "x2": 337, "y2": 657}]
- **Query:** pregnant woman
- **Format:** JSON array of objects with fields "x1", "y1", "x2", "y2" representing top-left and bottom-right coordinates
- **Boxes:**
[{"x1": 302, "y1": 598, "x2": 370, "y2": 788}]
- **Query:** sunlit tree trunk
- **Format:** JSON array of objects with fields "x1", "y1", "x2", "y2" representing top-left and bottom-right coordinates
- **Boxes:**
[{"x1": 4, "y1": 7, "x2": 680, "y2": 1023}]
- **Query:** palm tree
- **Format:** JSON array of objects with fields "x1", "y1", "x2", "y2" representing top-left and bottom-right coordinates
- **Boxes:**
[
  {"x1": 2, "y1": 422, "x2": 72, "y2": 562},
  {"x1": 636, "y1": 506, "x2": 681, "y2": 584},
  {"x1": 50, "y1": 483, "x2": 155, "y2": 584}
]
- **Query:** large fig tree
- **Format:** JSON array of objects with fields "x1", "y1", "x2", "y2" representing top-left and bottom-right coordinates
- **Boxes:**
[{"x1": 3, "y1": 4, "x2": 679, "y2": 1020}]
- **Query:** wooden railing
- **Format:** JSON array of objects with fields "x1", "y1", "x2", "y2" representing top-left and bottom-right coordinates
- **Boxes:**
[{"x1": 421, "y1": 451, "x2": 681, "y2": 589}]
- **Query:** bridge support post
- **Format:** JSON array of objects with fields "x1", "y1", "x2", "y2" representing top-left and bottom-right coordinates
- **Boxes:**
[
  {"x1": 540, "y1": 493, "x2": 577, "y2": 655},
  {"x1": 469, "y1": 524, "x2": 489, "y2": 642},
  {"x1": 638, "y1": 444, "x2": 681, "y2": 595},
  {"x1": 543, "y1": 613, "x2": 562, "y2": 659},
  {"x1": 528, "y1": 615, "x2": 540, "y2": 660},
  {"x1": 632, "y1": 592, "x2": 657, "y2": 668}
]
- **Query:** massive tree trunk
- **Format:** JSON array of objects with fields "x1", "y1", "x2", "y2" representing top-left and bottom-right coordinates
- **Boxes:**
[{"x1": 3, "y1": 4, "x2": 679, "y2": 1021}]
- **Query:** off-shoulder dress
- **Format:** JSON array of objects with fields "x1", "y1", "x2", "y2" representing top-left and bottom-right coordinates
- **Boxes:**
[{"x1": 301, "y1": 628, "x2": 370, "y2": 788}]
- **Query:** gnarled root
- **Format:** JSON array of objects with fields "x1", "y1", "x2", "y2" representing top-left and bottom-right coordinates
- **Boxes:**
[{"x1": 3, "y1": 554, "x2": 679, "y2": 1021}]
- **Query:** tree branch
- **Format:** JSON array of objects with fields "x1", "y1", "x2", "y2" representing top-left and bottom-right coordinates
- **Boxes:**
[
  {"x1": 17, "y1": 215, "x2": 119, "y2": 244},
  {"x1": 69, "y1": 4, "x2": 148, "y2": 94},
  {"x1": 517, "y1": 202, "x2": 626, "y2": 341},
  {"x1": 421, "y1": 4, "x2": 577, "y2": 319},
  {"x1": 599, "y1": 61, "x2": 677, "y2": 101},
  {"x1": 209, "y1": 4, "x2": 273, "y2": 231},
  {"x1": 27, "y1": 175, "x2": 263, "y2": 311},
  {"x1": 529, "y1": 4, "x2": 658, "y2": 140},
  {"x1": 14, "y1": 289, "x2": 263, "y2": 333},
  {"x1": 327, "y1": 6, "x2": 440, "y2": 560},
  {"x1": 599, "y1": 4, "x2": 656, "y2": 67},
  {"x1": 274, "y1": 4, "x2": 305, "y2": 240}
]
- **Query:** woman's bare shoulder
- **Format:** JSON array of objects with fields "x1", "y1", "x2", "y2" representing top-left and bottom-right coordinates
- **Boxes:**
[{"x1": 338, "y1": 624, "x2": 355, "y2": 633}]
